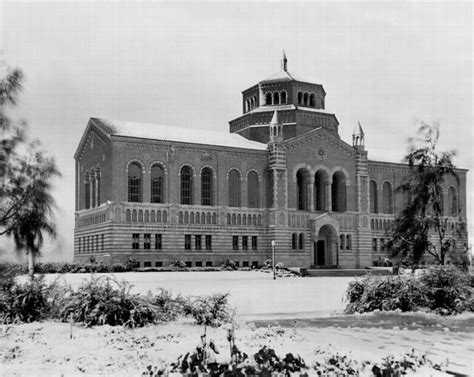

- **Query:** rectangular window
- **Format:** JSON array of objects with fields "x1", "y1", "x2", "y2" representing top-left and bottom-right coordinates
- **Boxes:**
[
  {"x1": 78, "y1": 238, "x2": 81, "y2": 253},
  {"x1": 195, "y1": 261, "x2": 202, "y2": 267},
  {"x1": 144, "y1": 233, "x2": 151, "y2": 250},
  {"x1": 195, "y1": 235, "x2": 202, "y2": 250},
  {"x1": 101, "y1": 234, "x2": 104, "y2": 251},
  {"x1": 234, "y1": 261, "x2": 240, "y2": 267},
  {"x1": 242, "y1": 236, "x2": 248, "y2": 250},
  {"x1": 96, "y1": 235, "x2": 99, "y2": 252},
  {"x1": 251, "y1": 236, "x2": 258, "y2": 250},
  {"x1": 380, "y1": 238, "x2": 385, "y2": 251},
  {"x1": 132, "y1": 233, "x2": 140, "y2": 249},
  {"x1": 206, "y1": 261, "x2": 213, "y2": 267},
  {"x1": 185, "y1": 235, "x2": 192, "y2": 250},
  {"x1": 144, "y1": 261, "x2": 151, "y2": 267},
  {"x1": 155, "y1": 234, "x2": 162, "y2": 250},
  {"x1": 232, "y1": 236, "x2": 239, "y2": 250},
  {"x1": 252, "y1": 261, "x2": 259, "y2": 268},
  {"x1": 372, "y1": 238, "x2": 378, "y2": 251},
  {"x1": 155, "y1": 261, "x2": 163, "y2": 267},
  {"x1": 243, "y1": 261, "x2": 249, "y2": 267},
  {"x1": 185, "y1": 261, "x2": 192, "y2": 268},
  {"x1": 205, "y1": 235, "x2": 212, "y2": 251}
]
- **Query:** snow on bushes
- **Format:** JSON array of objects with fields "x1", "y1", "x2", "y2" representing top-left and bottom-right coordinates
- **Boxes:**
[
  {"x1": 0, "y1": 275, "x2": 233, "y2": 328},
  {"x1": 344, "y1": 265, "x2": 473, "y2": 315}
]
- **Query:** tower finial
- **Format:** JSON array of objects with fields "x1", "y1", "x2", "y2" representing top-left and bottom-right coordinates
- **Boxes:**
[{"x1": 281, "y1": 50, "x2": 288, "y2": 71}]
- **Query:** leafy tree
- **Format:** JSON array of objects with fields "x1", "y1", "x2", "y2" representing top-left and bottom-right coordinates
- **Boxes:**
[
  {"x1": 387, "y1": 122, "x2": 465, "y2": 266},
  {"x1": 0, "y1": 63, "x2": 60, "y2": 276}
]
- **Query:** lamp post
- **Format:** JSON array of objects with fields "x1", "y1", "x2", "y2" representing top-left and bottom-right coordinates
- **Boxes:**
[{"x1": 271, "y1": 240, "x2": 276, "y2": 280}]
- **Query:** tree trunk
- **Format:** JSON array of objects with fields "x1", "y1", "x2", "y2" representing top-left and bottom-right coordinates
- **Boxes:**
[{"x1": 28, "y1": 249, "x2": 35, "y2": 278}]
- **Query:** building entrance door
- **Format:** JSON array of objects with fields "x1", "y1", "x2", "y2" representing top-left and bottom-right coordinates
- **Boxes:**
[{"x1": 315, "y1": 240, "x2": 325, "y2": 266}]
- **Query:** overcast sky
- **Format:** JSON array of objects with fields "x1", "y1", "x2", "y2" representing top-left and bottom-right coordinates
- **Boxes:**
[{"x1": 1, "y1": 2, "x2": 472, "y2": 261}]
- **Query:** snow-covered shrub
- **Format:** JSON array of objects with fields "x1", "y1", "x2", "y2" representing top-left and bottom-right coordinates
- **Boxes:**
[
  {"x1": 344, "y1": 274, "x2": 425, "y2": 314},
  {"x1": 419, "y1": 265, "x2": 473, "y2": 314},
  {"x1": 56, "y1": 276, "x2": 159, "y2": 327},
  {"x1": 0, "y1": 275, "x2": 54, "y2": 323},
  {"x1": 183, "y1": 293, "x2": 231, "y2": 327},
  {"x1": 111, "y1": 263, "x2": 127, "y2": 272},
  {"x1": 221, "y1": 259, "x2": 238, "y2": 270},
  {"x1": 169, "y1": 259, "x2": 186, "y2": 269},
  {"x1": 344, "y1": 266, "x2": 472, "y2": 315},
  {"x1": 151, "y1": 288, "x2": 185, "y2": 321}
]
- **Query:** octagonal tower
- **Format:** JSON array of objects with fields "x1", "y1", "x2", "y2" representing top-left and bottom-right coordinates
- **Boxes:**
[{"x1": 229, "y1": 52, "x2": 339, "y2": 143}]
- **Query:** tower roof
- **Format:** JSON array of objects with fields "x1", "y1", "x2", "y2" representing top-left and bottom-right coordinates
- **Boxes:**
[
  {"x1": 260, "y1": 52, "x2": 305, "y2": 83},
  {"x1": 270, "y1": 110, "x2": 280, "y2": 125},
  {"x1": 353, "y1": 121, "x2": 365, "y2": 136}
]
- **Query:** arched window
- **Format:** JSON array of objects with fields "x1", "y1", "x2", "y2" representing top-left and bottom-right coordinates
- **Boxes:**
[
  {"x1": 180, "y1": 166, "x2": 193, "y2": 205},
  {"x1": 314, "y1": 170, "x2": 328, "y2": 211},
  {"x1": 303, "y1": 92, "x2": 309, "y2": 106},
  {"x1": 339, "y1": 234, "x2": 345, "y2": 250},
  {"x1": 298, "y1": 233, "x2": 304, "y2": 249},
  {"x1": 370, "y1": 180, "x2": 378, "y2": 214},
  {"x1": 228, "y1": 169, "x2": 241, "y2": 207},
  {"x1": 309, "y1": 93, "x2": 316, "y2": 107},
  {"x1": 95, "y1": 169, "x2": 101, "y2": 207},
  {"x1": 291, "y1": 233, "x2": 297, "y2": 249},
  {"x1": 266, "y1": 93, "x2": 272, "y2": 105},
  {"x1": 247, "y1": 171, "x2": 259, "y2": 208},
  {"x1": 297, "y1": 92, "x2": 302, "y2": 105},
  {"x1": 296, "y1": 169, "x2": 309, "y2": 210},
  {"x1": 448, "y1": 186, "x2": 458, "y2": 216},
  {"x1": 84, "y1": 173, "x2": 90, "y2": 209},
  {"x1": 201, "y1": 167, "x2": 213, "y2": 206},
  {"x1": 346, "y1": 235, "x2": 351, "y2": 250},
  {"x1": 382, "y1": 181, "x2": 393, "y2": 214},
  {"x1": 331, "y1": 171, "x2": 347, "y2": 212},
  {"x1": 273, "y1": 92, "x2": 279, "y2": 105},
  {"x1": 128, "y1": 162, "x2": 142, "y2": 202},
  {"x1": 281, "y1": 91, "x2": 287, "y2": 104},
  {"x1": 151, "y1": 165, "x2": 164, "y2": 203}
]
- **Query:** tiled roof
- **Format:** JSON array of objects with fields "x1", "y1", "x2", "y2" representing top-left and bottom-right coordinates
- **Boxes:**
[
  {"x1": 90, "y1": 118, "x2": 268, "y2": 150},
  {"x1": 260, "y1": 69, "x2": 303, "y2": 83}
]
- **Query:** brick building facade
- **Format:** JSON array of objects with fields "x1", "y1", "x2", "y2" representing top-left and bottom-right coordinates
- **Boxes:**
[{"x1": 73, "y1": 56, "x2": 468, "y2": 268}]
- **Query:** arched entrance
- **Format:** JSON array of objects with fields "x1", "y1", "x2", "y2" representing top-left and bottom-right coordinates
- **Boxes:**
[{"x1": 314, "y1": 224, "x2": 338, "y2": 267}]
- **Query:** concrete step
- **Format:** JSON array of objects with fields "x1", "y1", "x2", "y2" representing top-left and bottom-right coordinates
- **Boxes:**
[{"x1": 301, "y1": 267, "x2": 394, "y2": 277}]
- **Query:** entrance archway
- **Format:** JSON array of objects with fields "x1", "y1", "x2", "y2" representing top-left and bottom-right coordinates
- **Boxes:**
[{"x1": 314, "y1": 224, "x2": 338, "y2": 266}]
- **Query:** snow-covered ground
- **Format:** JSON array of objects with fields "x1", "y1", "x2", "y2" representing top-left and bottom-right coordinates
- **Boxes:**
[
  {"x1": 39, "y1": 271, "x2": 353, "y2": 319},
  {"x1": 6, "y1": 271, "x2": 472, "y2": 376}
]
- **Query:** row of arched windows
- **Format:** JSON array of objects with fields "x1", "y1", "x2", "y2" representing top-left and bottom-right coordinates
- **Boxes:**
[
  {"x1": 339, "y1": 234, "x2": 352, "y2": 250},
  {"x1": 126, "y1": 162, "x2": 261, "y2": 208},
  {"x1": 291, "y1": 233, "x2": 304, "y2": 249},
  {"x1": 244, "y1": 96, "x2": 258, "y2": 112},
  {"x1": 369, "y1": 180, "x2": 459, "y2": 216},
  {"x1": 84, "y1": 168, "x2": 101, "y2": 209},
  {"x1": 126, "y1": 209, "x2": 168, "y2": 223},
  {"x1": 297, "y1": 91, "x2": 323, "y2": 108},
  {"x1": 265, "y1": 91, "x2": 287, "y2": 106},
  {"x1": 296, "y1": 169, "x2": 347, "y2": 212},
  {"x1": 370, "y1": 180, "x2": 394, "y2": 214}
]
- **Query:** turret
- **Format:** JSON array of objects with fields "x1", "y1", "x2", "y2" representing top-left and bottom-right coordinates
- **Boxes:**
[
  {"x1": 352, "y1": 121, "x2": 365, "y2": 150},
  {"x1": 269, "y1": 110, "x2": 283, "y2": 144}
]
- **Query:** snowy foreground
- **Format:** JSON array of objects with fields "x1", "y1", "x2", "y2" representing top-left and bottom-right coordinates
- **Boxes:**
[{"x1": 3, "y1": 271, "x2": 473, "y2": 376}]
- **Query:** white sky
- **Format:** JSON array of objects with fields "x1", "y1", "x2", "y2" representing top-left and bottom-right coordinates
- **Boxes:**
[{"x1": 0, "y1": 2, "x2": 472, "y2": 261}]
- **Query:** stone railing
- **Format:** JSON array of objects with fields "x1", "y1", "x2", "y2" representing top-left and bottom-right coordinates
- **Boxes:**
[
  {"x1": 76, "y1": 201, "x2": 267, "y2": 228},
  {"x1": 75, "y1": 204, "x2": 109, "y2": 228}
]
